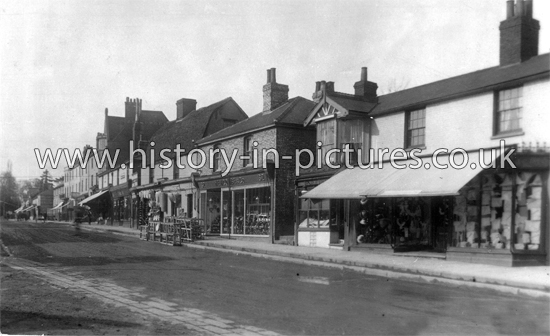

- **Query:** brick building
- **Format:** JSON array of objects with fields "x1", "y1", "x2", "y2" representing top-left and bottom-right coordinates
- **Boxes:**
[
  {"x1": 87, "y1": 98, "x2": 168, "y2": 224},
  {"x1": 194, "y1": 68, "x2": 316, "y2": 242},
  {"x1": 131, "y1": 96, "x2": 248, "y2": 227}
]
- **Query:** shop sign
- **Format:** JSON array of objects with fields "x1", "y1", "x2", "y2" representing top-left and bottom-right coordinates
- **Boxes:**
[
  {"x1": 298, "y1": 178, "x2": 328, "y2": 187},
  {"x1": 119, "y1": 168, "x2": 127, "y2": 184},
  {"x1": 200, "y1": 173, "x2": 268, "y2": 190}
]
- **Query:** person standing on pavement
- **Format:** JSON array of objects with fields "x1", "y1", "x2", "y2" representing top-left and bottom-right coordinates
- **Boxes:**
[{"x1": 87, "y1": 210, "x2": 92, "y2": 225}]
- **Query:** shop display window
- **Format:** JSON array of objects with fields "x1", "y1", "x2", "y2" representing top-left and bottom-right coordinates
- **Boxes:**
[
  {"x1": 514, "y1": 173, "x2": 542, "y2": 251},
  {"x1": 245, "y1": 187, "x2": 271, "y2": 235},
  {"x1": 222, "y1": 190, "x2": 231, "y2": 234},
  {"x1": 451, "y1": 172, "x2": 543, "y2": 251},
  {"x1": 393, "y1": 198, "x2": 430, "y2": 246},
  {"x1": 233, "y1": 190, "x2": 245, "y2": 234},
  {"x1": 202, "y1": 187, "x2": 271, "y2": 236},
  {"x1": 452, "y1": 176, "x2": 483, "y2": 248},
  {"x1": 299, "y1": 198, "x2": 330, "y2": 228},
  {"x1": 356, "y1": 199, "x2": 391, "y2": 244}
]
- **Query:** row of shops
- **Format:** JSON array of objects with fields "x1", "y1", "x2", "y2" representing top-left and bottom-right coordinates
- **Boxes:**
[
  {"x1": 132, "y1": 168, "x2": 277, "y2": 243},
  {"x1": 297, "y1": 149, "x2": 548, "y2": 267}
]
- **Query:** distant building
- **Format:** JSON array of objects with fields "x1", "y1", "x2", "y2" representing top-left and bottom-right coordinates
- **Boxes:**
[{"x1": 131, "y1": 96, "x2": 248, "y2": 227}]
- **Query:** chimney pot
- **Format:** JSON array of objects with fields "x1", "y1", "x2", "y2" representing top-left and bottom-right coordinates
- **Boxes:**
[
  {"x1": 105, "y1": 108, "x2": 108, "y2": 116},
  {"x1": 361, "y1": 67, "x2": 368, "y2": 81},
  {"x1": 315, "y1": 81, "x2": 321, "y2": 92},
  {"x1": 506, "y1": 0, "x2": 514, "y2": 18},
  {"x1": 500, "y1": 0, "x2": 540, "y2": 65},
  {"x1": 525, "y1": 0, "x2": 533, "y2": 17},
  {"x1": 516, "y1": 0, "x2": 525, "y2": 16},
  {"x1": 326, "y1": 81, "x2": 335, "y2": 93},
  {"x1": 320, "y1": 81, "x2": 327, "y2": 93},
  {"x1": 176, "y1": 98, "x2": 197, "y2": 119},
  {"x1": 262, "y1": 68, "x2": 288, "y2": 112}
]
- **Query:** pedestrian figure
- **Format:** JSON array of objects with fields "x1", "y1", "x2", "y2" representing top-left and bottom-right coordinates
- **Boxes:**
[
  {"x1": 87, "y1": 210, "x2": 92, "y2": 225},
  {"x1": 74, "y1": 219, "x2": 81, "y2": 236}
]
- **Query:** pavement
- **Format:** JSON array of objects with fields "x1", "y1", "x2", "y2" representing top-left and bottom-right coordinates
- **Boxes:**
[{"x1": 34, "y1": 220, "x2": 550, "y2": 297}]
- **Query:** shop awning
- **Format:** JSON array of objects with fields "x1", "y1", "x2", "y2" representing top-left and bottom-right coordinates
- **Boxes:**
[
  {"x1": 14, "y1": 205, "x2": 25, "y2": 213},
  {"x1": 78, "y1": 190, "x2": 109, "y2": 206},
  {"x1": 21, "y1": 205, "x2": 37, "y2": 212},
  {"x1": 50, "y1": 201, "x2": 65, "y2": 211},
  {"x1": 302, "y1": 151, "x2": 498, "y2": 199}
]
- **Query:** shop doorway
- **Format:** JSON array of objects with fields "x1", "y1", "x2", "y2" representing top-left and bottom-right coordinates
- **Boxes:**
[
  {"x1": 201, "y1": 190, "x2": 221, "y2": 235},
  {"x1": 186, "y1": 194, "x2": 193, "y2": 218},
  {"x1": 431, "y1": 196, "x2": 452, "y2": 252}
]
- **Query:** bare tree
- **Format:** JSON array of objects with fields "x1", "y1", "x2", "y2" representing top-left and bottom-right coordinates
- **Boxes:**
[{"x1": 379, "y1": 77, "x2": 410, "y2": 95}]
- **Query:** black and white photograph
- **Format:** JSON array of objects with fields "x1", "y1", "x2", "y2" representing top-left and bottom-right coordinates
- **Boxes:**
[{"x1": 1, "y1": 0, "x2": 549, "y2": 335}]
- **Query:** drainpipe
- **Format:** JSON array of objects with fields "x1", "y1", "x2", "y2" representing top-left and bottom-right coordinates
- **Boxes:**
[{"x1": 271, "y1": 169, "x2": 276, "y2": 244}]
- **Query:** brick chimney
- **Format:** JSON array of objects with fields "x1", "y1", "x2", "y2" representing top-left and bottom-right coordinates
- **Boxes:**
[
  {"x1": 125, "y1": 97, "x2": 137, "y2": 120},
  {"x1": 176, "y1": 98, "x2": 197, "y2": 119},
  {"x1": 263, "y1": 68, "x2": 289, "y2": 112},
  {"x1": 500, "y1": 0, "x2": 539, "y2": 66},
  {"x1": 133, "y1": 99, "x2": 142, "y2": 142},
  {"x1": 353, "y1": 67, "x2": 378, "y2": 102}
]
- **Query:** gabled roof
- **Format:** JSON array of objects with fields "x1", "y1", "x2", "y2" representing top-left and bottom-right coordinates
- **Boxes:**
[
  {"x1": 329, "y1": 93, "x2": 377, "y2": 114},
  {"x1": 371, "y1": 53, "x2": 550, "y2": 116},
  {"x1": 304, "y1": 92, "x2": 377, "y2": 126},
  {"x1": 147, "y1": 97, "x2": 242, "y2": 162},
  {"x1": 198, "y1": 96, "x2": 315, "y2": 145},
  {"x1": 304, "y1": 53, "x2": 549, "y2": 125},
  {"x1": 105, "y1": 109, "x2": 168, "y2": 166},
  {"x1": 106, "y1": 116, "x2": 126, "y2": 141}
]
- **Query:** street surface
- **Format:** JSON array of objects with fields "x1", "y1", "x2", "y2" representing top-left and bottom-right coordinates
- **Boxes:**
[{"x1": 1, "y1": 220, "x2": 549, "y2": 335}]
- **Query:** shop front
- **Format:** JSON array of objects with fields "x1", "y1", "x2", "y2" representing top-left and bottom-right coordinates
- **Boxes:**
[
  {"x1": 295, "y1": 173, "x2": 345, "y2": 249},
  {"x1": 79, "y1": 190, "x2": 112, "y2": 221},
  {"x1": 197, "y1": 171, "x2": 273, "y2": 241},
  {"x1": 111, "y1": 187, "x2": 131, "y2": 224},
  {"x1": 301, "y1": 150, "x2": 549, "y2": 266}
]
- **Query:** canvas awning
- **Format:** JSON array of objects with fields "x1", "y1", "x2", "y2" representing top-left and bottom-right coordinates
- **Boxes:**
[
  {"x1": 21, "y1": 205, "x2": 37, "y2": 212},
  {"x1": 78, "y1": 190, "x2": 109, "y2": 206},
  {"x1": 14, "y1": 205, "x2": 24, "y2": 213},
  {"x1": 302, "y1": 151, "x2": 499, "y2": 199},
  {"x1": 50, "y1": 201, "x2": 65, "y2": 211}
]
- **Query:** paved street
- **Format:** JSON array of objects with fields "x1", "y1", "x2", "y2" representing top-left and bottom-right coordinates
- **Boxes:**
[{"x1": 1, "y1": 220, "x2": 549, "y2": 335}]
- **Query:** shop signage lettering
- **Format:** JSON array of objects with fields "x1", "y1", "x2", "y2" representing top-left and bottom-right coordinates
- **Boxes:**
[{"x1": 200, "y1": 173, "x2": 268, "y2": 189}]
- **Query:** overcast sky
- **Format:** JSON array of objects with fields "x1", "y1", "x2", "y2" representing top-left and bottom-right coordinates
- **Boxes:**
[{"x1": 1, "y1": 0, "x2": 549, "y2": 181}]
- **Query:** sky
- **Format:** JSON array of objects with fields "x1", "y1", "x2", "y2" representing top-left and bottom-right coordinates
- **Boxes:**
[{"x1": 1, "y1": 0, "x2": 549, "y2": 181}]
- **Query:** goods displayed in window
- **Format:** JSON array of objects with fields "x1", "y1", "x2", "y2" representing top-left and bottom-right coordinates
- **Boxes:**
[
  {"x1": 214, "y1": 186, "x2": 271, "y2": 236},
  {"x1": 355, "y1": 198, "x2": 430, "y2": 246},
  {"x1": 451, "y1": 172, "x2": 542, "y2": 251},
  {"x1": 514, "y1": 173, "x2": 542, "y2": 251},
  {"x1": 393, "y1": 198, "x2": 430, "y2": 246},
  {"x1": 299, "y1": 199, "x2": 330, "y2": 228},
  {"x1": 356, "y1": 199, "x2": 391, "y2": 244}
]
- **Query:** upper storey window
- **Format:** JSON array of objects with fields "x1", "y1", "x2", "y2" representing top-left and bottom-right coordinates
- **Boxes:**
[
  {"x1": 405, "y1": 108, "x2": 426, "y2": 148},
  {"x1": 496, "y1": 87, "x2": 522, "y2": 134}
]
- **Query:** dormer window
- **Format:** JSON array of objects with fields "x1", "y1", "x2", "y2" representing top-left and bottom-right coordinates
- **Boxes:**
[
  {"x1": 495, "y1": 87, "x2": 522, "y2": 134},
  {"x1": 317, "y1": 120, "x2": 336, "y2": 164}
]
